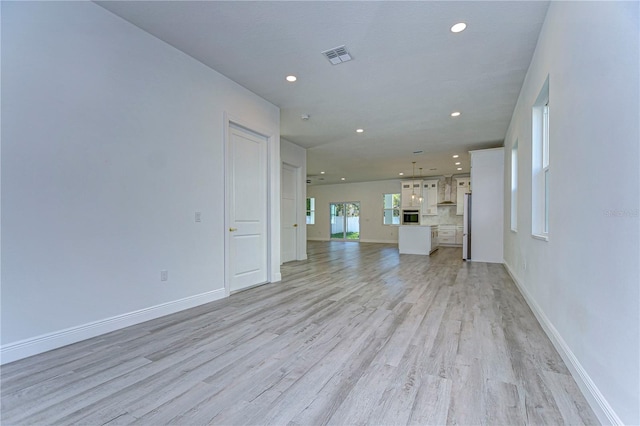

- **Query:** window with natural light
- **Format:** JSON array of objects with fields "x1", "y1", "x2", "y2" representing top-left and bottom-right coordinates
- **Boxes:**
[
  {"x1": 383, "y1": 193, "x2": 401, "y2": 225},
  {"x1": 306, "y1": 197, "x2": 315, "y2": 225},
  {"x1": 532, "y1": 77, "x2": 549, "y2": 239},
  {"x1": 511, "y1": 140, "x2": 518, "y2": 231}
]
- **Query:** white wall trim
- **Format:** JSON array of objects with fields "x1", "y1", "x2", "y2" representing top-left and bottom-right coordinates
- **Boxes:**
[
  {"x1": 0, "y1": 289, "x2": 226, "y2": 365},
  {"x1": 307, "y1": 238, "x2": 397, "y2": 245},
  {"x1": 503, "y1": 262, "x2": 623, "y2": 426}
]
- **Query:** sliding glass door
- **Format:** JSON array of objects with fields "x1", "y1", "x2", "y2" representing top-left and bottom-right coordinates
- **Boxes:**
[{"x1": 330, "y1": 202, "x2": 360, "y2": 240}]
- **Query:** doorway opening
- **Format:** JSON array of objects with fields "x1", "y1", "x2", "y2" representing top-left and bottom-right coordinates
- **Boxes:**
[
  {"x1": 330, "y1": 202, "x2": 360, "y2": 240},
  {"x1": 281, "y1": 163, "x2": 299, "y2": 263}
]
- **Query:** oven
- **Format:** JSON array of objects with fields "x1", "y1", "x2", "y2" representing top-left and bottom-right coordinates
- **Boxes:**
[{"x1": 402, "y1": 209, "x2": 420, "y2": 225}]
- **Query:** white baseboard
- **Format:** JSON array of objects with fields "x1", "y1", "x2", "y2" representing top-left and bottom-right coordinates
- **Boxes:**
[
  {"x1": 307, "y1": 238, "x2": 397, "y2": 244},
  {"x1": 0, "y1": 289, "x2": 226, "y2": 365},
  {"x1": 503, "y1": 262, "x2": 622, "y2": 426},
  {"x1": 359, "y1": 239, "x2": 397, "y2": 244}
]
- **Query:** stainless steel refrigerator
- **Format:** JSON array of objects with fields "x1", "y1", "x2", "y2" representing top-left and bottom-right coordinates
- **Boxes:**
[{"x1": 462, "y1": 193, "x2": 472, "y2": 260}]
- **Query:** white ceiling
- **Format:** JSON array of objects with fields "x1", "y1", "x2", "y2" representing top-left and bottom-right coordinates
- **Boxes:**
[{"x1": 97, "y1": 1, "x2": 549, "y2": 185}]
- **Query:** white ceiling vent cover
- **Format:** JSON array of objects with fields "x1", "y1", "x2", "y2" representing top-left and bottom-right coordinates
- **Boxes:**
[{"x1": 322, "y1": 45, "x2": 352, "y2": 65}]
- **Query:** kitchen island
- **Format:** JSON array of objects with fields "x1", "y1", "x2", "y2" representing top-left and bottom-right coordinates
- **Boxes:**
[{"x1": 398, "y1": 225, "x2": 438, "y2": 255}]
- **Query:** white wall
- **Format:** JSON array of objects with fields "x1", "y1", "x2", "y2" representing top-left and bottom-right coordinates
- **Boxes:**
[
  {"x1": 307, "y1": 180, "x2": 402, "y2": 243},
  {"x1": 470, "y1": 148, "x2": 504, "y2": 263},
  {"x1": 281, "y1": 138, "x2": 307, "y2": 260},
  {"x1": 1, "y1": 2, "x2": 281, "y2": 362},
  {"x1": 503, "y1": 2, "x2": 639, "y2": 424}
]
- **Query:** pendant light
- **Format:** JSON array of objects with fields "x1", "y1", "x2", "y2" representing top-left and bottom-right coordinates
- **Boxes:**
[{"x1": 418, "y1": 168, "x2": 424, "y2": 203}]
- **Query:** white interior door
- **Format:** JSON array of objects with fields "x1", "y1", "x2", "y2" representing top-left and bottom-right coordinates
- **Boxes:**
[
  {"x1": 227, "y1": 123, "x2": 268, "y2": 292},
  {"x1": 281, "y1": 163, "x2": 298, "y2": 263}
]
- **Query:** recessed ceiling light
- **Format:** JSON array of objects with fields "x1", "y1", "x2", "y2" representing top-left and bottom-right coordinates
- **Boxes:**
[
  {"x1": 341, "y1": 177, "x2": 346, "y2": 181},
  {"x1": 457, "y1": 167, "x2": 463, "y2": 171},
  {"x1": 453, "y1": 154, "x2": 459, "y2": 158},
  {"x1": 320, "y1": 171, "x2": 325, "y2": 174},
  {"x1": 451, "y1": 111, "x2": 461, "y2": 117},
  {"x1": 451, "y1": 22, "x2": 467, "y2": 33},
  {"x1": 455, "y1": 162, "x2": 461, "y2": 165},
  {"x1": 356, "y1": 128, "x2": 364, "y2": 133},
  {"x1": 399, "y1": 172, "x2": 404, "y2": 176},
  {"x1": 285, "y1": 75, "x2": 297, "y2": 82}
]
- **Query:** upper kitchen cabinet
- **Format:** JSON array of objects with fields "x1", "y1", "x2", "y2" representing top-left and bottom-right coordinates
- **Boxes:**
[
  {"x1": 455, "y1": 177, "x2": 471, "y2": 215},
  {"x1": 401, "y1": 180, "x2": 422, "y2": 208},
  {"x1": 422, "y1": 180, "x2": 438, "y2": 215}
]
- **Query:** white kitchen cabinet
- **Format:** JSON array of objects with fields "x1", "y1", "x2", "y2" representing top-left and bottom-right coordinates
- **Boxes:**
[
  {"x1": 455, "y1": 177, "x2": 470, "y2": 215},
  {"x1": 438, "y1": 224, "x2": 457, "y2": 245},
  {"x1": 456, "y1": 225, "x2": 464, "y2": 244},
  {"x1": 401, "y1": 180, "x2": 422, "y2": 208},
  {"x1": 422, "y1": 180, "x2": 438, "y2": 215},
  {"x1": 431, "y1": 227, "x2": 439, "y2": 252},
  {"x1": 398, "y1": 225, "x2": 437, "y2": 255}
]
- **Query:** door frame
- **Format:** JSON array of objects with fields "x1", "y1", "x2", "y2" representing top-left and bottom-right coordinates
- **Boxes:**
[{"x1": 223, "y1": 113, "x2": 277, "y2": 296}]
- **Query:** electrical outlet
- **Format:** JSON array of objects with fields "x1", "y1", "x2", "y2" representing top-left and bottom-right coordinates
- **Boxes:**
[
  {"x1": 195, "y1": 211, "x2": 201, "y2": 222},
  {"x1": 160, "y1": 270, "x2": 168, "y2": 281}
]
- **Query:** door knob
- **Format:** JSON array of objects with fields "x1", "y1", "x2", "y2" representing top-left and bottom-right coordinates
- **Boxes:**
[
  {"x1": 293, "y1": 224, "x2": 298, "y2": 227},
  {"x1": 229, "y1": 227, "x2": 237, "y2": 232}
]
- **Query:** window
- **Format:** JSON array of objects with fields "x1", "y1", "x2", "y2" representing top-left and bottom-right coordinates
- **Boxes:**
[
  {"x1": 510, "y1": 140, "x2": 518, "y2": 231},
  {"x1": 532, "y1": 77, "x2": 549, "y2": 239},
  {"x1": 383, "y1": 193, "x2": 401, "y2": 225},
  {"x1": 306, "y1": 197, "x2": 315, "y2": 225},
  {"x1": 543, "y1": 101, "x2": 549, "y2": 234}
]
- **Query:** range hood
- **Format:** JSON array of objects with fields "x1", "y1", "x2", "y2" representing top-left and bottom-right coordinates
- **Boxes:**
[{"x1": 442, "y1": 176, "x2": 454, "y2": 203}]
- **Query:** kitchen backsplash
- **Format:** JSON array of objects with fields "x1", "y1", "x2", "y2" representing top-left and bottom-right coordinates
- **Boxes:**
[{"x1": 422, "y1": 205, "x2": 463, "y2": 226}]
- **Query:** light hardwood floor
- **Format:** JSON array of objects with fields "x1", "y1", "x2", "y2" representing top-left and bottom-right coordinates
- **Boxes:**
[{"x1": 1, "y1": 242, "x2": 599, "y2": 425}]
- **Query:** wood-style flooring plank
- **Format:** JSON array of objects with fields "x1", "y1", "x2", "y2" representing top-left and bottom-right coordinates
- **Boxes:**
[{"x1": 1, "y1": 242, "x2": 600, "y2": 425}]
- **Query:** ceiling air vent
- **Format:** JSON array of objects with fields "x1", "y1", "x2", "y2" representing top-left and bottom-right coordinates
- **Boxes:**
[{"x1": 322, "y1": 45, "x2": 352, "y2": 65}]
